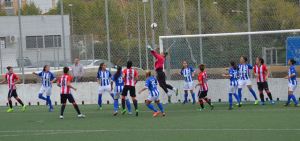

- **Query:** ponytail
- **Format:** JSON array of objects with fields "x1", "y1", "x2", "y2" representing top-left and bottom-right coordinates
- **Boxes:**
[
  {"x1": 43, "y1": 65, "x2": 49, "y2": 72},
  {"x1": 98, "y1": 62, "x2": 105, "y2": 71},
  {"x1": 115, "y1": 66, "x2": 122, "y2": 78},
  {"x1": 181, "y1": 61, "x2": 188, "y2": 71},
  {"x1": 257, "y1": 57, "x2": 264, "y2": 64},
  {"x1": 230, "y1": 60, "x2": 237, "y2": 70},
  {"x1": 290, "y1": 59, "x2": 296, "y2": 65}
]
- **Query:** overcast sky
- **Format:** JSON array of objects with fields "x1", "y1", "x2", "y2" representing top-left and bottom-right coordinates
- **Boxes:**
[{"x1": 28, "y1": 0, "x2": 59, "y2": 14}]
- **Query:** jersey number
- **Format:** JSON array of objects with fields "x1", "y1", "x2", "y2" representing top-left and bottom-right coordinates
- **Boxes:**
[
  {"x1": 118, "y1": 77, "x2": 123, "y2": 83},
  {"x1": 128, "y1": 73, "x2": 133, "y2": 80},
  {"x1": 62, "y1": 79, "x2": 66, "y2": 87}
]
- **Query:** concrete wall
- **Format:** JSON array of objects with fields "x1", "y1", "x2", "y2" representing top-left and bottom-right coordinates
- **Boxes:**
[{"x1": 0, "y1": 78, "x2": 299, "y2": 106}]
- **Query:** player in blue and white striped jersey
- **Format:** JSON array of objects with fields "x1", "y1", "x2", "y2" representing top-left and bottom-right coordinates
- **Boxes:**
[
  {"x1": 139, "y1": 71, "x2": 165, "y2": 117},
  {"x1": 174, "y1": 61, "x2": 196, "y2": 105},
  {"x1": 32, "y1": 65, "x2": 56, "y2": 112},
  {"x1": 222, "y1": 61, "x2": 241, "y2": 110},
  {"x1": 111, "y1": 66, "x2": 131, "y2": 116},
  {"x1": 97, "y1": 62, "x2": 114, "y2": 110},
  {"x1": 284, "y1": 59, "x2": 299, "y2": 107},
  {"x1": 237, "y1": 57, "x2": 258, "y2": 105}
]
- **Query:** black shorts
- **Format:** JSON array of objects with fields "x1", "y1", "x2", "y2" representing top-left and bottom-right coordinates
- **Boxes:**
[
  {"x1": 257, "y1": 82, "x2": 269, "y2": 91},
  {"x1": 121, "y1": 85, "x2": 136, "y2": 97},
  {"x1": 8, "y1": 89, "x2": 18, "y2": 98},
  {"x1": 60, "y1": 94, "x2": 75, "y2": 104},
  {"x1": 198, "y1": 91, "x2": 208, "y2": 98}
]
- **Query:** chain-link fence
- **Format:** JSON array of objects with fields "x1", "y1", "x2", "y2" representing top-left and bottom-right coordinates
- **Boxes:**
[{"x1": 0, "y1": 0, "x2": 300, "y2": 84}]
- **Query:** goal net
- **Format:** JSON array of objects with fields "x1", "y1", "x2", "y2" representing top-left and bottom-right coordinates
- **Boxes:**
[{"x1": 159, "y1": 29, "x2": 300, "y2": 103}]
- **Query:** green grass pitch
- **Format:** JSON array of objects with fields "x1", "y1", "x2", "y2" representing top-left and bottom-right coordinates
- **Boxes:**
[{"x1": 0, "y1": 102, "x2": 299, "y2": 141}]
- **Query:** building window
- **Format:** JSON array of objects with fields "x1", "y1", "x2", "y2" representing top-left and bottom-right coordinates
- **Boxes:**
[
  {"x1": 26, "y1": 36, "x2": 43, "y2": 49},
  {"x1": 45, "y1": 35, "x2": 61, "y2": 48},
  {"x1": 0, "y1": 37, "x2": 6, "y2": 49}
]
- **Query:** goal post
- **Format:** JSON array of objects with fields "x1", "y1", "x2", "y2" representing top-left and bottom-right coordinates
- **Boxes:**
[{"x1": 158, "y1": 29, "x2": 300, "y2": 103}]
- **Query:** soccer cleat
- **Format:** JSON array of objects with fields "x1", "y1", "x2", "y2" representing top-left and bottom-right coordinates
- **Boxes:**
[
  {"x1": 113, "y1": 111, "x2": 118, "y2": 116},
  {"x1": 48, "y1": 107, "x2": 53, "y2": 112},
  {"x1": 175, "y1": 88, "x2": 179, "y2": 96},
  {"x1": 197, "y1": 108, "x2": 205, "y2": 111},
  {"x1": 78, "y1": 114, "x2": 85, "y2": 118},
  {"x1": 271, "y1": 100, "x2": 274, "y2": 104},
  {"x1": 168, "y1": 96, "x2": 171, "y2": 103},
  {"x1": 293, "y1": 104, "x2": 300, "y2": 107},
  {"x1": 182, "y1": 101, "x2": 187, "y2": 105},
  {"x1": 238, "y1": 103, "x2": 242, "y2": 107},
  {"x1": 254, "y1": 100, "x2": 259, "y2": 105},
  {"x1": 22, "y1": 105, "x2": 26, "y2": 112},
  {"x1": 97, "y1": 107, "x2": 102, "y2": 110},
  {"x1": 122, "y1": 109, "x2": 126, "y2": 115},
  {"x1": 118, "y1": 106, "x2": 121, "y2": 109},
  {"x1": 259, "y1": 102, "x2": 265, "y2": 105},
  {"x1": 129, "y1": 112, "x2": 132, "y2": 115},
  {"x1": 60, "y1": 115, "x2": 64, "y2": 119},
  {"x1": 153, "y1": 111, "x2": 160, "y2": 117},
  {"x1": 192, "y1": 101, "x2": 196, "y2": 105},
  {"x1": 228, "y1": 107, "x2": 232, "y2": 110},
  {"x1": 162, "y1": 113, "x2": 165, "y2": 116},
  {"x1": 135, "y1": 109, "x2": 139, "y2": 116},
  {"x1": 210, "y1": 104, "x2": 214, "y2": 110},
  {"x1": 7, "y1": 108, "x2": 13, "y2": 113},
  {"x1": 236, "y1": 102, "x2": 242, "y2": 106},
  {"x1": 284, "y1": 103, "x2": 291, "y2": 106}
]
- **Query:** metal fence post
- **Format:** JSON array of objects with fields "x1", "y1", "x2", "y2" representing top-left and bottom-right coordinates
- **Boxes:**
[
  {"x1": 57, "y1": 36, "x2": 60, "y2": 70},
  {"x1": 36, "y1": 37, "x2": 39, "y2": 71},
  {"x1": 150, "y1": 0, "x2": 155, "y2": 75},
  {"x1": 60, "y1": 0, "x2": 66, "y2": 61},
  {"x1": 17, "y1": 0, "x2": 24, "y2": 84},
  {"x1": 105, "y1": 0, "x2": 111, "y2": 71},
  {"x1": 84, "y1": 34, "x2": 87, "y2": 67},
  {"x1": 91, "y1": 34, "x2": 95, "y2": 66},
  {"x1": 143, "y1": 1, "x2": 148, "y2": 70},
  {"x1": 198, "y1": 0, "x2": 203, "y2": 64},
  {"x1": 53, "y1": 36, "x2": 56, "y2": 70},
  {"x1": 247, "y1": 0, "x2": 253, "y2": 78}
]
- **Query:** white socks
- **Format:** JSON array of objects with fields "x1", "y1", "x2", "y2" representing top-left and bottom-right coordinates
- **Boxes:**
[
  {"x1": 167, "y1": 92, "x2": 172, "y2": 97},
  {"x1": 172, "y1": 88, "x2": 176, "y2": 92}
]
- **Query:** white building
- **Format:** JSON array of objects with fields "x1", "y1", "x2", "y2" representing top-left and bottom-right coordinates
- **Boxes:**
[{"x1": 0, "y1": 15, "x2": 71, "y2": 71}]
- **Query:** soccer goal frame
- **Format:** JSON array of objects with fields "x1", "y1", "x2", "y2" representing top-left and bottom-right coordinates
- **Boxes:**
[{"x1": 159, "y1": 29, "x2": 300, "y2": 69}]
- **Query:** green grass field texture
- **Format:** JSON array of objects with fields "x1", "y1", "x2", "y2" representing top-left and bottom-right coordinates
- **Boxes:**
[{"x1": 0, "y1": 102, "x2": 299, "y2": 141}]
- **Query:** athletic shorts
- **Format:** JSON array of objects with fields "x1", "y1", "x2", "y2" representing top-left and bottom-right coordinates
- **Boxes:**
[
  {"x1": 121, "y1": 85, "x2": 136, "y2": 97},
  {"x1": 198, "y1": 90, "x2": 208, "y2": 98},
  {"x1": 257, "y1": 82, "x2": 269, "y2": 91},
  {"x1": 8, "y1": 89, "x2": 18, "y2": 98},
  {"x1": 99, "y1": 85, "x2": 112, "y2": 94},
  {"x1": 288, "y1": 84, "x2": 297, "y2": 92},
  {"x1": 60, "y1": 94, "x2": 75, "y2": 104},
  {"x1": 114, "y1": 92, "x2": 129, "y2": 100},
  {"x1": 184, "y1": 81, "x2": 194, "y2": 90},
  {"x1": 147, "y1": 95, "x2": 160, "y2": 102},
  {"x1": 39, "y1": 86, "x2": 52, "y2": 96},
  {"x1": 238, "y1": 79, "x2": 251, "y2": 88},
  {"x1": 229, "y1": 85, "x2": 238, "y2": 94}
]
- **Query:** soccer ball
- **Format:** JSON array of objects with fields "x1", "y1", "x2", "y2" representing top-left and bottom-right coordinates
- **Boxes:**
[{"x1": 151, "y1": 23, "x2": 157, "y2": 29}]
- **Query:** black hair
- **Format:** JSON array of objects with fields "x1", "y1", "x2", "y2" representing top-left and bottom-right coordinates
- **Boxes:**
[
  {"x1": 63, "y1": 67, "x2": 69, "y2": 74},
  {"x1": 127, "y1": 60, "x2": 132, "y2": 69},
  {"x1": 98, "y1": 62, "x2": 105, "y2": 71},
  {"x1": 115, "y1": 66, "x2": 122, "y2": 78},
  {"x1": 181, "y1": 61, "x2": 188, "y2": 71},
  {"x1": 230, "y1": 60, "x2": 237, "y2": 70},
  {"x1": 199, "y1": 64, "x2": 205, "y2": 72},
  {"x1": 43, "y1": 65, "x2": 49, "y2": 72},
  {"x1": 290, "y1": 59, "x2": 296, "y2": 65},
  {"x1": 257, "y1": 57, "x2": 264, "y2": 64},
  {"x1": 242, "y1": 56, "x2": 248, "y2": 62},
  {"x1": 163, "y1": 52, "x2": 169, "y2": 58},
  {"x1": 7, "y1": 66, "x2": 12, "y2": 71}
]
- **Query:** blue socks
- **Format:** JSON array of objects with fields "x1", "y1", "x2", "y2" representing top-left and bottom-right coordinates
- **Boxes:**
[
  {"x1": 46, "y1": 96, "x2": 53, "y2": 108},
  {"x1": 110, "y1": 93, "x2": 114, "y2": 99},
  {"x1": 38, "y1": 94, "x2": 47, "y2": 100},
  {"x1": 234, "y1": 93, "x2": 240, "y2": 103},
  {"x1": 291, "y1": 94, "x2": 299, "y2": 104},
  {"x1": 287, "y1": 95, "x2": 291, "y2": 104},
  {"x1": 114, "y1": 100, "x2": 118, "y2": 111},
  {"x1": 229, "y1": 93, "x2": 233, "y2": 107},
  {"x1": 249, "y1": 88, "x2": 257, "y2": 100},
  {"x1": 238, "y1": 89, "x2": 242, "y2": 102},
  {"x1": 98, "y1": 94, "x2": 102, "y2": 107},
  {"x1": 184, "y1": 94, "x2": 188, "y2": 102},
  {"x1": 126, "y1": 100, "x2": 131, "y2": 112},
  {"x1": 191, "y1": 93, "x2": 196, "y2": 102},
  {"x1": 157, "y1": 103, "x2": 164, "y2": 113},
  {"x1": 146, "y1": 104, "x2": 157, "y2": 112}
]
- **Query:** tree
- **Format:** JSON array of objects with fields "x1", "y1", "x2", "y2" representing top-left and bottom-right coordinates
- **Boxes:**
[
  {"x1": 0, "y1": 10, "x2": 7, "y2": 16},
  {"x1": 18, "y1": 1, "x2": 42, "y2": 15}
]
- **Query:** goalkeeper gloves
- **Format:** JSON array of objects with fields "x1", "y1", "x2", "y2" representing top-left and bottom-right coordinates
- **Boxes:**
[{"x1": 148, "y1": 45, "x2": 153, "y2": 51}]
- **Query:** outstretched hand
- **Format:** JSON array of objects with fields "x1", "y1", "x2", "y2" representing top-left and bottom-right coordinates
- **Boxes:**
[{"x1": 148, "y1": 45, "x2": 153, "y2": 51}]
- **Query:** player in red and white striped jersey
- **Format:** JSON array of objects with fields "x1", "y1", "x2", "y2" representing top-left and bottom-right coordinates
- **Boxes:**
[
  {"x1": 253, "y1": 57, "x2": 274, "y2": 105},
  {"x1": 57, "y1": 67, "x2": 85, "y2": 119},
  {"x1": 121, "y1": 61, "x2": 139, "y2": 116},
  {"x1": 195, "y1": 64, "x2": 213, "y2": 111},
  {"x1": 0, "y1": 66, "x2": 26, "y2": 112}
]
